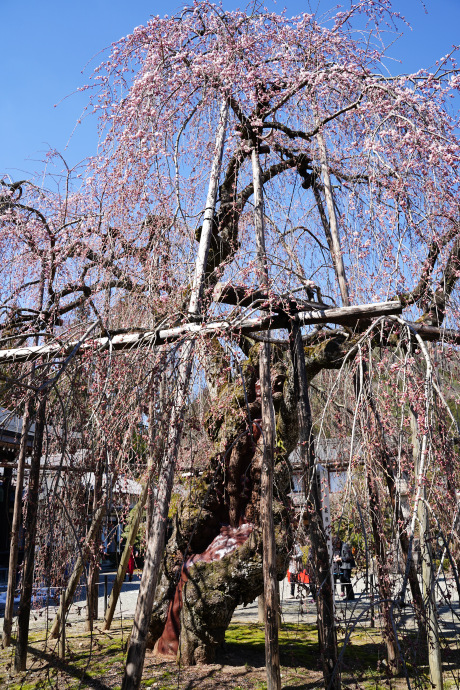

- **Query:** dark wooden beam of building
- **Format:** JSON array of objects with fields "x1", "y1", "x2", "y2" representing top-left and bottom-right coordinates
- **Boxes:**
[{"x1": 0, "y1": 462, "x2": 90, "y2": 470}]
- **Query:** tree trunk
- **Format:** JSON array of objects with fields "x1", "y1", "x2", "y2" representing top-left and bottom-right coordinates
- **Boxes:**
[
  {"x1": 14, "y1": 394, "x2": 46, "y2": 672},
  {"x1": 2, "y1": 396, "x2": 33, "y2": 648},
  {"x1": 289, "y1": 318, "x2": 339, "y2": 689},
  {"x1": 49, "y1": 503, "x2": 106, "y2": 638}
]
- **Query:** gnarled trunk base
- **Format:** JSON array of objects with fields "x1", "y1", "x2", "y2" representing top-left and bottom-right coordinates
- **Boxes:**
[{"x1": 148, "y1": 494, "x2": 290, "y2": 664}]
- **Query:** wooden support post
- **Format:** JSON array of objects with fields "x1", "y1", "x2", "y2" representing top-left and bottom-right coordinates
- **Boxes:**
[
  {"x1": 411, "y1": 407, "x2": 443, "y2": 690},
  {"x1": 251, "y1": 144, "x2": 281, "y2": 690},
  {"x1": 122, "y1": 343, "x2": 193, "y2": 690},
  {"x1": 104, "y1": 576, "x2": 108, "y2": 616},
  {"x1": 2, "y1": 396, "x2": 33, "y2": 648},
  {"x1": 365, "y1": 448, "x2": 400, "y2": 672},
  {"x1": 276, "y1": 581, "x2": 282, "y2": 629},
  {"x1": 14, "y1": 394, "x2": 47, "y2": 672},
  {"x1": 86, "y1": 584, "x2": 93, "y2": 633},
  {"x1": 103, "y1": 484, "x2": 148, "y2": 630},
  {"x1": 289, "y1": 318, "x2": 339, "y2": 690},
  {"x1": 86, "y1": 451, "x2": 104, "y2": 632},
  {"x1": 104, "y1": 395, "x2": 160, "y2": 631},
  {"x1": 369, "y1": 574, "x2": 375, "y2": 628},
  {"x1": 258, "y1": 594, "x2": 265, "y2": 625},
  {"x1": 419, "y1": 499, "x2": 443, "y2": 689}
]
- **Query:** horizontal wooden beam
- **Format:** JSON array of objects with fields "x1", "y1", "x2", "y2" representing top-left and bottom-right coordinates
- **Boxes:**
[
  {"x1": 0, "y1": 299, "x2": 402, "y2": 364},
  {"x1": 409, "y1": 321, "x2": 460, "y2": 344},
  {"x1": 296, "y1": 300, "x2": 402, "y2": 326}
]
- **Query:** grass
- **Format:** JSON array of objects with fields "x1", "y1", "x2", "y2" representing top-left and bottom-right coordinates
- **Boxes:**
[{"x1": 0, "y1": 620, "x2": 458, "y2": 688}]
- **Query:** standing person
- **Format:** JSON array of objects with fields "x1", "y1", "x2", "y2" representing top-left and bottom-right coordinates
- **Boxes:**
[
  {"x1": 127, "y1": 548, "x2": 136, "y2": 582},
  {"x1": 306, "y1": 550, "x2": 317, "y2": 602},
  {"x1": 340, "y1": 541, "x2": 355, "y2": 601},
  {"x1": 332, "y1": 536, "x2": 342, "y2": 596}
]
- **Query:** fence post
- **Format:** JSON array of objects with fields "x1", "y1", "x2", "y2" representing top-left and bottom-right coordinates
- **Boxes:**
[
  {"x1": 59, "y1": 591, "x2": 66, "y2": 660},
  {"x1": 258, "y1": 593, "x2": 265, "y2": 624},
  {"x1": 104, "y1": 576, "x2": 108, "y2": 615},
  {"x1": 369, "y1": 574, "x2": 375, "y2": 628}
]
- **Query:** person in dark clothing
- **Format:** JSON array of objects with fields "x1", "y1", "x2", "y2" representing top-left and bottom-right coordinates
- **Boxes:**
[{"x1": 339, "y1": 542, "x2": 355, "y2": 601}]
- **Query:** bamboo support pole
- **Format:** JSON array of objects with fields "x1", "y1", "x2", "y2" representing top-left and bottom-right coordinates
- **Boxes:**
[
  {"x1": 121, "y1": 98, "x2": 229, "y2": 690},
  {"x1": 316, "y1": 128, "x2": 350, "y2": 307},
  {"x1": 59, "y1": 591, "x2": 66, "y2": 660}
]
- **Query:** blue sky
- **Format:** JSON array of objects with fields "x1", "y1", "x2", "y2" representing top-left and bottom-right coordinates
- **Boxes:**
[{"x1": 1, "y1": 0, "x2": 459, "y2": 179}]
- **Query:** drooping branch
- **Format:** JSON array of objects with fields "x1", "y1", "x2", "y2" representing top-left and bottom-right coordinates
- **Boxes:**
[
  {"x1": 424, "y1": 234, "x2": 460, "y2": 326},
  {"x1": 399, "y1": 224, "x2": 460, "y2": 312},
  {"x1": 262, "y1": 93, "x2": 363, "y2": 142},
  {"x1": 49, "y1": 503, "x2": 107, "y2": 638}
]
